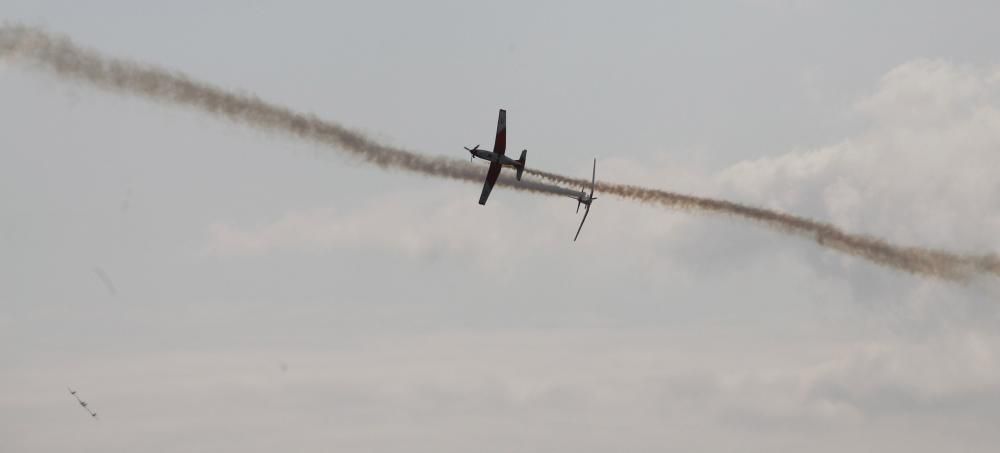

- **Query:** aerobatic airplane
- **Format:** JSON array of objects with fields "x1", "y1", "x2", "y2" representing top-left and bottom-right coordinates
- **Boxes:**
[
  {"x1": 465, "y1": 109, "x2": 527, "y2": 205},
  {"x1": 570, "y1": 159, "x2": 598, "y2": 241}
]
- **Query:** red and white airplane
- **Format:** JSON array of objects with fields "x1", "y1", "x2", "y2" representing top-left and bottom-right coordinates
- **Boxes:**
[{"x1": 465, "y1": 109, "x2": 527, "y2": 205}]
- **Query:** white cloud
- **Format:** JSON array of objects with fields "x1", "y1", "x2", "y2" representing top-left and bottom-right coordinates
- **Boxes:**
[
  {"x1": 203, "y1": 191, "x2": 554, "y2": 262},
  {"x1": 716, "y1": 59, "x2": 1000, "y2": 254},
  {"x1": 856, "y1": 59, "x2": 1000, "y2": 126}
]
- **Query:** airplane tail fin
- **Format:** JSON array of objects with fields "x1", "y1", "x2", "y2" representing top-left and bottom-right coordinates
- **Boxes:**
[{"x1": 516, "y1": 149, "x2": 527, "y2": 180}]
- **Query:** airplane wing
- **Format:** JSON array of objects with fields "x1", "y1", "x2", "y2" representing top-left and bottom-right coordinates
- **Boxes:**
[
  {"x1": 478, "y1": 162, "x2": 502, "y2": 205},
  {"x1": 574, "y1": 204, "x2": 591, "y2": 241},
  {"x1": 492, "y1": 109, "x2": 506, "y2": 156}
]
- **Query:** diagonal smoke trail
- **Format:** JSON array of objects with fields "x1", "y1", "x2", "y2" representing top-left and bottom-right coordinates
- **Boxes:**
[
  {"x1": 0, "y1": 24, "x2": 577, "y2": 199},
  {"x1": 1, "y1": 24, "x2": 997, "y2": 282},
  {"x1": 526, "y1": 168, "x2": 1000, "y2": 281}
]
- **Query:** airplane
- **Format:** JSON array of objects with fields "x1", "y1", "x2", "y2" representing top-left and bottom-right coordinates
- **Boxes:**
[
  {"x1": 465, "y1": 109, "x2": 527, "y2": 205},
  {"x1": 569, "y1": 158, "x2": 598, "y2": 241},
  {"x1": 69, "y1": 387, "x2": 99, "y2": 419}
]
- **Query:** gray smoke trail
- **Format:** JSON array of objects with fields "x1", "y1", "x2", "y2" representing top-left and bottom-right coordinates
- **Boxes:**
[
  {"x1": 526, "y1": 168, "x2": 1000, "y2": 282},
  {"x1": 2, "y1": 24, "x2": 997, "y2": 282},
  {"x1": 0, "y1": 24, "x2": 577, "y2": 199}
]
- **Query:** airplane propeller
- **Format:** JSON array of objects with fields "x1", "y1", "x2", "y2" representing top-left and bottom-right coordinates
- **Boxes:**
[{"x1": 464, "y1": 144, "x2": 480, "y2": 162}]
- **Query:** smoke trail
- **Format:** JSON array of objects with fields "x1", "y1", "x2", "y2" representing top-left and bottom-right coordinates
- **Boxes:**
[
  {"x1": 0, "y1": 24, "x2": 577, "y2": 199},
  {"x1": 2, "y1": 24, "x2": 997, "y2": 282},
  {"x1": 526, "y1": 168, "x2": 1000, "y2": 281}
]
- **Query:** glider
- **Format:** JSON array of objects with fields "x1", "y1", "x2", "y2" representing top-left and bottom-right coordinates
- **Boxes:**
[{"x1": 569, "y1": 158, "x2": 597, "y2": 241}]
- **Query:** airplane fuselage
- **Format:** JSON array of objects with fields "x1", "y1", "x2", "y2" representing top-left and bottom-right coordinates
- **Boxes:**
[{"x1": 469, "y1": 148, "x2": 523, "y2": 168}]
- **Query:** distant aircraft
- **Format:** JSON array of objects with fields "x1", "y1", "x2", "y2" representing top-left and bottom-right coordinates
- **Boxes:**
[
  {"x1": 569, "y1": 159, "x2": 598, "y2": 241},
  {"x1": 68, "y1": 387, "x2": 99, "y2": 420},
  {"x1": 465, "y1": 109, "x2": 527, "y2": 205}
]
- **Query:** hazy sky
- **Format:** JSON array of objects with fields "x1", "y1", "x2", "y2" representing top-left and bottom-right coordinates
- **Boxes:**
[{"x1": 3, "y1": 1, "x2": 1000, "y2": 452}]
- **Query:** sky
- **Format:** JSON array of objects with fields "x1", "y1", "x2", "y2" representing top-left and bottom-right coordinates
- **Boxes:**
[{"x1": 3, "y1": 1, "x2": 1000, "y2": 451}]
